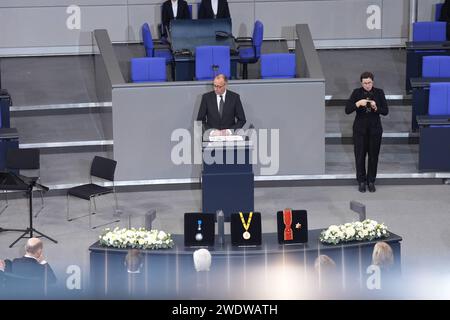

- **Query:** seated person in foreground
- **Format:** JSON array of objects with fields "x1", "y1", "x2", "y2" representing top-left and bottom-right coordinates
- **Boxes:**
[
  {"x1": 196, "y1": 74, "x2": 246, "y2": 137},
  {"x1": 12, "y1": 238, "x2": 57, "y2": 284}
]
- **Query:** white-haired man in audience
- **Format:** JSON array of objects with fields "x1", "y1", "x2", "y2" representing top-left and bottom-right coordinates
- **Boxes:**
[
  {"x1": 193, "y1": 248, "x2": 212, "y2": 272},
  {"x1": 12, "y1": 238, "x2": 56, "y2": 284}
]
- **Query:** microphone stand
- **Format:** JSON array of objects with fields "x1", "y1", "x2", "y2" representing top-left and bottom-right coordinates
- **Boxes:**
[{"x1": 7, "y1": 172, "x2": 56, "y2": 248}]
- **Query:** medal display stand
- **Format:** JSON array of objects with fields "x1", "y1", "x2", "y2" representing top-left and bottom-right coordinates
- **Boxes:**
[
  {"x1": 201, "y1": 138, "x2": 254, "y2": 222},
  {"x1": 230, "y1": 211, "x2": 261, "y2": 246},
  {"x1": 276, "y1": 209, "x2": 308, "y2": 244},
  {"x1": 184, "y1": 212, "x2": 216, "y2": 247}
]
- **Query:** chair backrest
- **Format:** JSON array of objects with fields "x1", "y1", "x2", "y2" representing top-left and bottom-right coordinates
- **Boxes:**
[
  {"x1": 131, "y1": 57, "x2": 167, "y2": 82},
  {"x1": 195, "y1": 45, "x2": 230, "y2": 80},
  {"x1": 260, "y1": 53, "x2": 296, "y2": 79},
  {"x1": 429, "y1": 82, "x2": 450, "y2": 115},
  {"x1": 6, "y1": 148, "x2": 40, "y2": 170},
  {"x1": 422, "y1": 56, "x2": 450, "y2": 77},
  {"x1": 142, "y1": 23, "x2": 154, "y2": 57},
  {"x1": 413, "y1": 21, "x2": 446, "y2": 41},
  {"x1": 252, "y1": 20, "x2": 264, "y2": 59},
  {"x1": 436, "y1": 3, "x2": 443, "y2": 21},
  {"x1": 90, "y1": 156, "x2": 117, "y2": 182}
]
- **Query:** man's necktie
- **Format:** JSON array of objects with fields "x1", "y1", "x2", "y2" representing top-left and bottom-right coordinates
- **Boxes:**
[{"x1": 219, "y1": 95, "x2": 224, "y2": 117}]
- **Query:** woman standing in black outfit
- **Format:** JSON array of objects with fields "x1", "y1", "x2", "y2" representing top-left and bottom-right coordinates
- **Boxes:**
[{"x1": 345, "y1": 72, "x2": 389, "y2": 193}]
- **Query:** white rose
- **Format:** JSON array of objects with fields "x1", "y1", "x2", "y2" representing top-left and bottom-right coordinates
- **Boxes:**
[
  {"x1": 329, "y1": 225, "x2": 339, "y2": 232},
  {"x1": 158, "y1": 230, "x2": 167, "y2": 240}
]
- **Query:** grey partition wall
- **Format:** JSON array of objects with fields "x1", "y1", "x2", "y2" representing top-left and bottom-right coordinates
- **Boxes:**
[
  {"x1": 1, "y1": 0, "x2": 410, "y2": 55},
  {"x1": 112, "y1": 80, "x2": 324, "y2": 182},
  {"x1": 100, "y1": 24, "x2": 325, "y2": 183}
]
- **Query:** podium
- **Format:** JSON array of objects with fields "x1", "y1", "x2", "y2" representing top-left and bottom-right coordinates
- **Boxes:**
[
  {"x1": 0, "y1": 89, "x2": 12, "y2": 128},
  {"x1": 0, "y1": 128, "x2": 18, "y2": 170},
  {"x1": 0, "y1": 172, "x2": 57, "y2": 247},
  {"x1": 201, "y1": 138, "x2": 254, "y2": 221}
]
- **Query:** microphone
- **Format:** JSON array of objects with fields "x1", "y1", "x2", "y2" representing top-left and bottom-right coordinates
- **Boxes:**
[{"x1": 217, "y1": 210, "x2": 225, "y2": 246}]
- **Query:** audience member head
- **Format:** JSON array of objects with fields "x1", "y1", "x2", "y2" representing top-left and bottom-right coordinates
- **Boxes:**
[
  {"x1": 372, "y1": 241, "x2": 394, "y2": 269},
  {"x1": 125, "y1": 249, "x2": 143, "y2": 273},
  {"x1": 314, "y1": 254, "x2": 336, "y2": 274},
  {"x1": 0, "y1": 259, "x2": 5, "y2": 272},
  {"x1": 25, "y1": 238, "x2": 43, "y2": 259},
  {"x1": 193, "y1": 248, "x2": 212, "y2": 272},
  {"x1": 213, "y1": 74, "x2": 228, "y2": 96}
]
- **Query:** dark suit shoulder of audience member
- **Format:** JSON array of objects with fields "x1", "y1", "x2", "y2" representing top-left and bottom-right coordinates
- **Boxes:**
[{"x1": 12, "y1": 257, "x2": 57, "y2": 284}]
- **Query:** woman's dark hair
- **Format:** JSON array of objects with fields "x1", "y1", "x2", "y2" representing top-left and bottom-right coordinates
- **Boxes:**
[{"x1": 360, "y1": 71, "x2": 374, "y2": 82}]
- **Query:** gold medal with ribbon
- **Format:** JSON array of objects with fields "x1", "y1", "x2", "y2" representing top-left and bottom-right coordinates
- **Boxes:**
[{"x1": 239, "y1": 212, "x2": 253, "y2": 240}]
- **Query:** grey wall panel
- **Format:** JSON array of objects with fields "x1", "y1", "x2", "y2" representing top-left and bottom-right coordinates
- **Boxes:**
[
  {"x1": 417, "y1": 0, "x2": 442, "y2": 21},
  {"x1": 112, "y1": 80, "x2": 325, "y2": 181},
  {"x1": 0, "y1": 6, "x2": 128, "y2": 48},
  {"x1": 256, "y1": 0, "x2": 382, "y2": 40},
  {"x1": 0, "y1": 0, "x2": 410, "y2": 55},
  {"x1": 381, "y1": 0, "x2": 410, "y2": 38},
  {"x1": 128, "y1": 0, "x2": 171, "y2": 4},
  {"x1": 128, "y1": 4, "x2": 161, "y2": 42},
  {"x1": 229, "y1": 3, "x2": 255, "y2": 37},
  {"x1": 0, "y1": 0, "x2": 127, "y2": 7}
]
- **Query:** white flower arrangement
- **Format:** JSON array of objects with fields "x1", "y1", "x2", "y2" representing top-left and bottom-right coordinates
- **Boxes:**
[
  {"x1": 99, "y1": 227, "x2": 174, "y2": 250},
  {"x1": 319, "y1": 219, "x2": 389, "y2": 245}
]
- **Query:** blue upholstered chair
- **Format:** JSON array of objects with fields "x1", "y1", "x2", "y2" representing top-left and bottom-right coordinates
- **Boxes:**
[
  {"x1": 436, "y1": 3, "x2": 443, "y2": 21},
  {"x1": 413, "y1": 21, "x2": 446, "y2": 41},
  {"x1": 195, "y1": 46, "x2": 230, "y2": 80},
  {"x1": 236, "y1": 20, "x2": 264, "y2": 79},
  {"x1": 131, "y1": 57, "x2": 167, "y2": 82},
  {"x1": 422, "y1": 56, "x2": 450, "y2": 77},
  {"x1": 429, "y1": 82, "x2": 450, "y2": 115},
  {"x1": 142, "y1": 23, "x2": 173, "y2": 63},
  {"x1": 260, "y1": 53, "x2": 296, "y2": 79}
]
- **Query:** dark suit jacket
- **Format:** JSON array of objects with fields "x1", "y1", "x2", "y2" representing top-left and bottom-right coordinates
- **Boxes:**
[
  {"x1": 162, "y1": 0, "x2": 191, "y2": 37},
  {"x1": 11, "y1": 256, "x2": 57, "y2": 284},
  {"x1": 197, "y1": 90, "x2": 246, "y2": 130},
  {"x1": 439, "y1": 0, "x2": 450, "y2": 40},
  {"x1": 198, "y1": 0, "x2": 230, "y2": 19},
  {"x1": 345, "y1": 87, "x2": 388, "y2": 136}
]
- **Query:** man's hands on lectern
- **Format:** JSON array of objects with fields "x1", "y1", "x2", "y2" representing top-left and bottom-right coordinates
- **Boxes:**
[{"x1": 210, "y1": 129, "x2": 232, "y2": 136}]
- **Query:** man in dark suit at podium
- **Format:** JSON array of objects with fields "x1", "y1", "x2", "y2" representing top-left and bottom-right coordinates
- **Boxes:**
[
  {"x1": 11, "y1": 238, "x2": 57, "y2": 284},
  {"x1": 197, "y1": 74, "x2": 246, "y2": 136}
]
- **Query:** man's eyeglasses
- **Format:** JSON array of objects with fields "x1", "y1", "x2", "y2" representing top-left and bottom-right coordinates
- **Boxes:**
[{"x1": 214, "y1": 84, "x2": 225, "y2": 88}]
